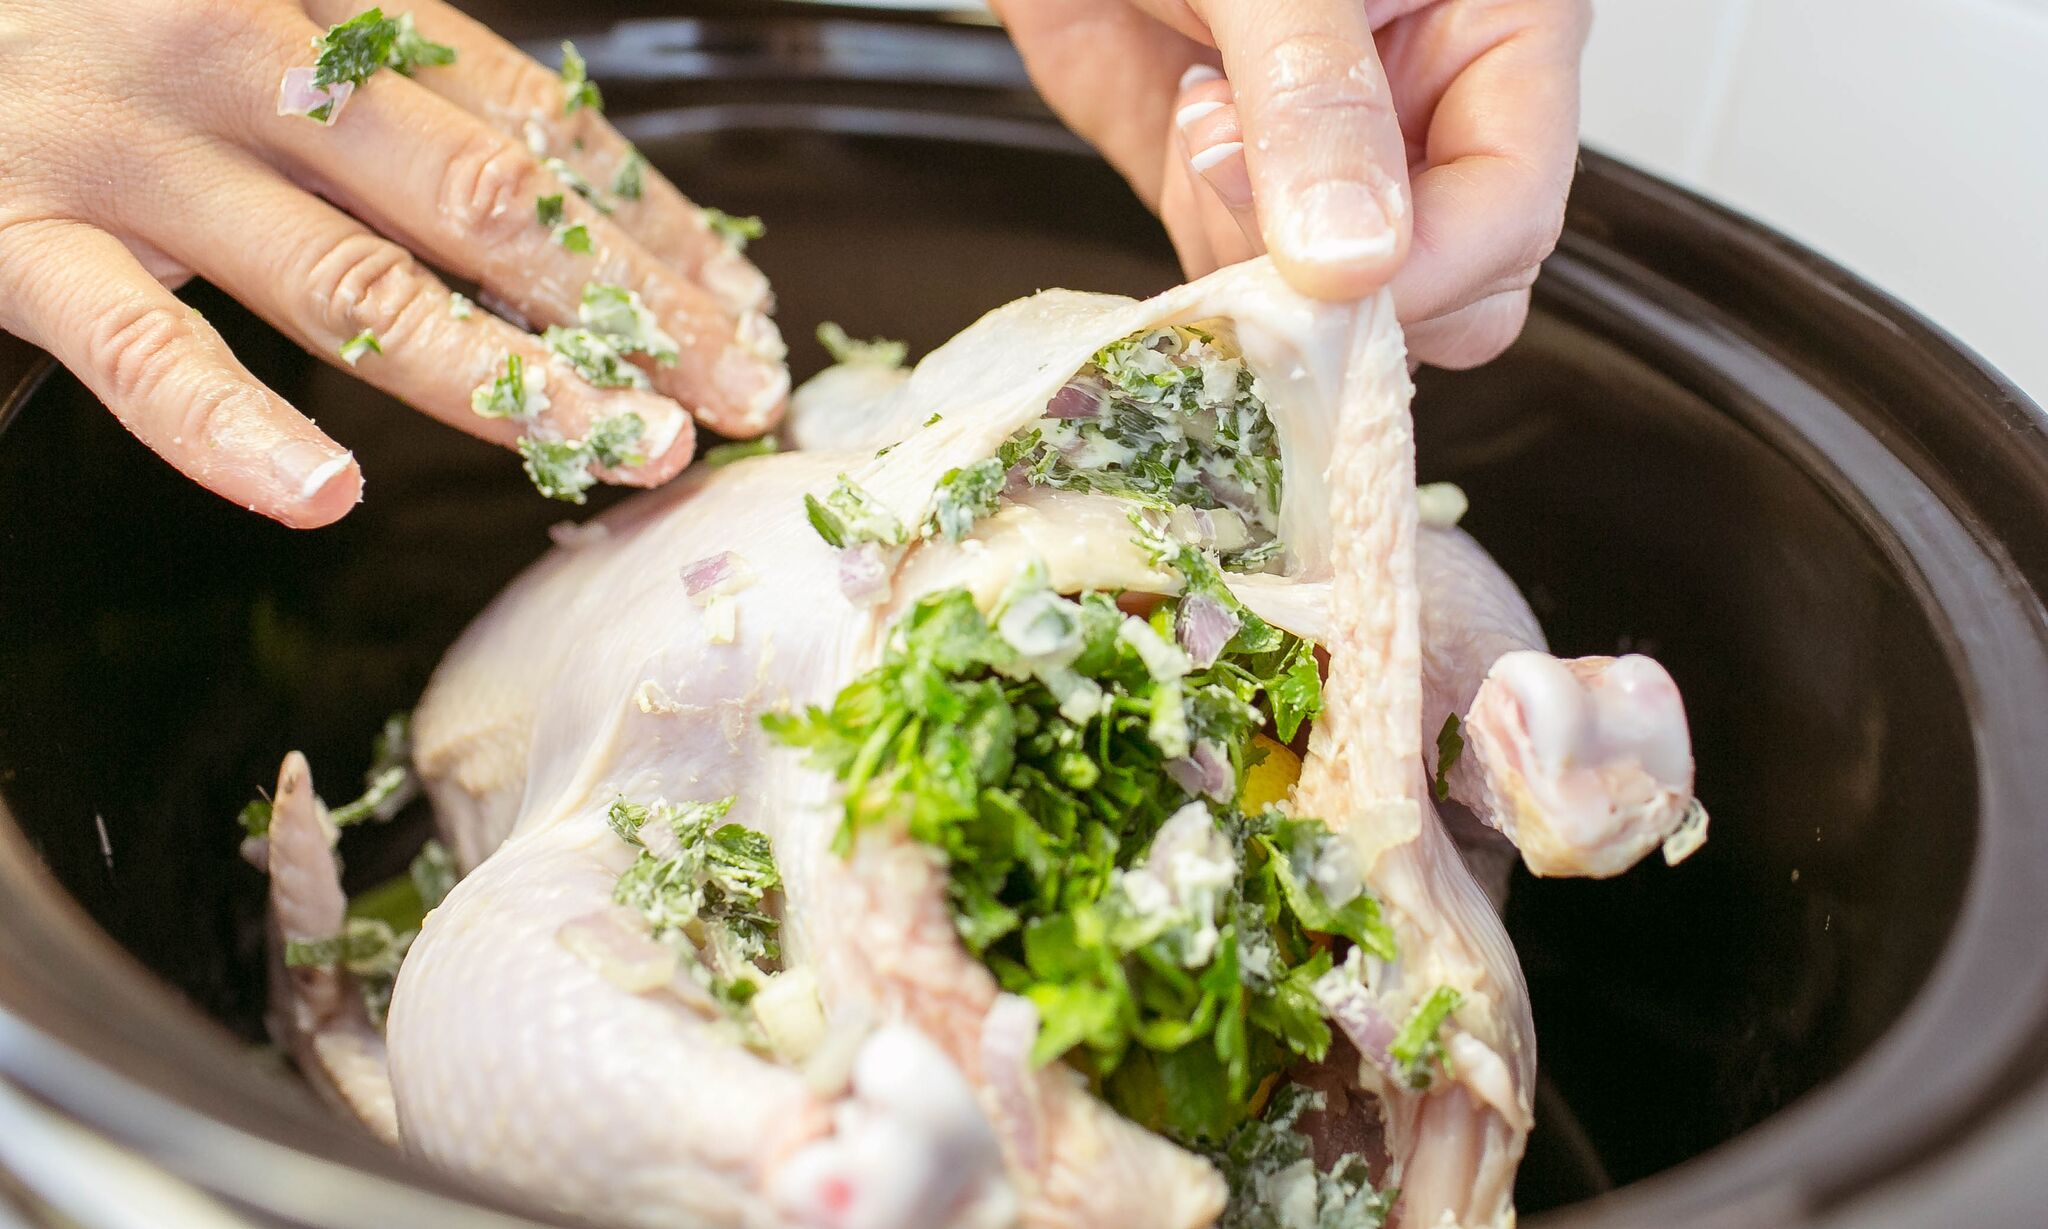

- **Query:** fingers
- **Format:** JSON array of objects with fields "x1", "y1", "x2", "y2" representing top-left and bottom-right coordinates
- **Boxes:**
[
  {"x1": 0, "y1": 218, "x2": 360, "y2": 527},
  {"x1": 296, "y1": 0, "x2": 772, "y2": 316},
  {"x1": 1388, "y1": 12, "x2": 1588, "y2": 327},
  {"x1": 1402, "y1": 287, "x2": 1532, "y2": 371},
  {"x1": 238, "y1": 13, "x2": 786, "y2": 438},
  {"x1": 1197, "y1": 0, "x2": 1413, "y2": 298},
  {"x1": 1171, "y1": 67, "x2": 1261, "y2": 266},
  {"x1": 130, "y1": 150, "x2": 696, "y2": 486}
]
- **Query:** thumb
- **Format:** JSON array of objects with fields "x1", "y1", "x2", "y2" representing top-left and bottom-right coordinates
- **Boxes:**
[{"x1": 1199, "y1": 0, "x2": 1412, "y2": 299}]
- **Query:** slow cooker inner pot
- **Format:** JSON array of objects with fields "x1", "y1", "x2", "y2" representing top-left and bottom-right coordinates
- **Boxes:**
[{"x1": 0, "y1": 94, "x2": 1976, "y2": 1224}]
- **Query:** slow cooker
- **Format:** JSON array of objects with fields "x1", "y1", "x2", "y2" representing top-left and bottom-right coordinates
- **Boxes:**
[{"x1": 4, "y1": 3, "x2": 2047, "y2": 1226}]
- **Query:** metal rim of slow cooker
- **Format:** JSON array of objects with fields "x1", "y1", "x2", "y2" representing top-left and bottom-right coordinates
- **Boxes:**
[{"x1": 4, "y1": 8, "x2": 2048, "y2": 1228}]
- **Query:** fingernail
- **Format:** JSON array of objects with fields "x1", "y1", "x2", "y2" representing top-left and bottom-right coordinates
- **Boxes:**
[
  {"x1": 274, "y1": 441, "x2": 354, "y2": 502},
  {"x1": 738, "y1": 310, "x2": 788, "y2": 363},
  {"x1": 637, "y1": 400, "x2": 690, "y2": 460},
  {"x1": 1190, "y1": 140, "x2": 1243, "y2": 174},
  {"x1": 1175, "y1": 100, "x2": 1223, "y2": 130},
  {"x1": 1179, "y1": 63, "x2": 1221, "y2": 92},
  {"x1": 1281, "y1": 180, "x2": 1395, "y2": 265},
  {"x1": 702, "y1": 249, "x2": 772, "y2": 316}
]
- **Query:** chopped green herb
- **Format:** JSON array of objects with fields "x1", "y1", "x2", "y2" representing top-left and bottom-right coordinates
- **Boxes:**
[
  {"x1": 238, "y1": 799, "x2": 274, "y2": 839},
  {"x1": 702, "y1": 208, "x2": 765, "y2": 251},
  {"x1": 607, "y1": 795, "x2": 781, "y2": 1010},
  {"x1": 543, "y1": 326, "x2": 649, "y2": 389},
  {"x1": 804, "y1": 476, "x2": 907, "y2": 549},
  {"x1": 1006, "y1": 324, "x2": 1287, "y2": 572},
  {"x1": 284, "y1": 835, "x2": 457, "y2": 1027},
  {"x1": 766, "y1": 581, "x2": 1371, "y2": 1145},
  {"x1": 1388, "y1": 985, "x2": 1463, "y2": 1091},
  {"x1": 536, "y1": 193, "x2": 565, "y2": 228},
  {"x1": 543, "y1": 157, "x2": 610, "y2": 212},
  {"x1": 327, "y1": 712, "x2": 418, "y2": 828},
  {"x1": 1432, "y1": 713, "x2": 1464, "y2": 802},
  {"x1": 470, "y1": 352, "x2": 549, "y2": 421},
  {"x1": 579, "y1": 283, "x2": 678, "y2": 365},
  {"x1": 1212, "y1": 1084, "x2": 1395, "y2": 1229},
  {"x1": 555, "y1": 223, "x2": 593, "y2": 254},
  {"x1": 927, "y1": 456, "x2": 1006, "y2": 542},
  {"x1": 702, "y1": 436, "x2": 781, "y2": 467},
  {"x1": 923, "y1": 412, "x2": 943, "y2": 426},
  {"x1": 817, "y1": 321, "x2": 906, "y2": 369},
  {"x1": 559, "y1": 40, "x2": 602, "y2": 114},
  {"x1": 586, "y1": 412, "x2": 647, "y2": 468},
  {"x1": 309, "y1": 9, "x2": 455, "y2": 94},
  {"x1": 612, "y1": 147, "x2": 646, "y2": 201},
  {"x1": 519, "y1": 436, "x2": 598, "y2": 503},
  {"x1": 338, "y1": 329, "x2": 381, "y2": 366}
]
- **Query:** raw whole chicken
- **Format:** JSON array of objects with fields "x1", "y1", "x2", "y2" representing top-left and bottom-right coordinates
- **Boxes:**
[{"x1": 261, "y1": 257, "x2": 1705, "y2": 1229}]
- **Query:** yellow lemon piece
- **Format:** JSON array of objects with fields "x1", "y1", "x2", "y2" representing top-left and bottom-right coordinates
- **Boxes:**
[{"x1": 1239, "y1": 734, "x2": 1302, "y2": 813}]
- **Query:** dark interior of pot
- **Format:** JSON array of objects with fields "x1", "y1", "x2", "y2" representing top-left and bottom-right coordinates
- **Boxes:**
[{"x1": 4, "y1": 10, "x2": 2047, "y2": 1229}]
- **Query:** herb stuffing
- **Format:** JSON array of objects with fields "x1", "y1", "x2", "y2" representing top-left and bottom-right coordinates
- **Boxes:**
[
  {"x1": 765, "y1": 574, "x2": 1385, "y2": 1148},
  {"x1": 606, "y1": 796, "x2": 781, "y2": 1011},
  {"x1": 338, "y1": 329, "x2": 381, "y2": 366},
  {"x1": 294, "y1": 10, "x2": 455, "y2": 123},
  {"x1": 817, "y1": 322, "x2": 907, "y2": 369},
  {"x1": 1214, "y1": 1084, "x2": 1396, "y2": 1229},
  {"x1": 518, "y1": 412, "x2": 647, "y2": 504},
  {"x1": 283, "y1": 838, "x2": 456, "y2": 1026},
  {"x1": 997, "y1": 324, "x2": 1288, "y2": 571}
]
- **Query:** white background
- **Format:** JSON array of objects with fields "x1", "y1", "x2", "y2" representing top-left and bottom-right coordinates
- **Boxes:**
[{"x1": 1581, "y1": 0, "x2": 2047, "y2": 403}]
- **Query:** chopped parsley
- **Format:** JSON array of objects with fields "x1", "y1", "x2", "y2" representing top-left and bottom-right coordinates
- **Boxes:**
[
  {"x1": 817, "y1": 322, "x2": 907, "y2": 369},
  {"x1": 283, "y1": 837, "x2": 456, "y2": 1027},
  {"x1": 703, "y1": 208, "x2": 765, "y2": 252},
  {"x1": 1388, "y1": 985, "x2": 1463, "y2": 1090},
  {"x1": 607, "y1": 796, "x2": 781, "y2": 1009},
  {"x1": 804, "y1": 476, "x2": 907, "y2": 549},
  {"x1": 517, "y1": 412, "x2": 646, "y2": 503},
  {"x1": 1212, "y1": 1084, "x2": 1395, "y2": 1229},
  {"x1": 766, "y1": 581, "x2": 1381, "y2": 1147},
  {"x1": 579, "y1": 283, "x2": 678, "y2": 366},
  {"x1": 702, "y1": 436, "x2": 781, "y2": 467},
  {"x1": 612, "y1": 147, "x2": 646, "y2": 201},
  {"x1": 1006, "y1": 324, "x2": 1287, "y2": 572},
  {"x1": 242, "y1": 712, "x2": 417, "y2": 838},
  {"x1": 555, "y1": 223, "x2": 593, "y2": 254},
  {"x1": 543, "y1": 157, "x2": 611, "y2": 213},
  {"x1": 559, "y1": 41, "x2": 602, "y2": 115},
  {"x1": 543, "y1": 326, "x2": 648, "y2": 389},
  {"x1": 470, "y1": 353, "x2": 549, "y2": 421},
  {"x1": 536, "y1": 193, "x2": 565, "y2": 228},
  {"x1": 927, "y1": 456, "x2": 1007, "y2": 542},
  {"x1": 338, "y1": 329, "x2": 381, "y2": 366},
  {"x1": 1432, "y1": 714, "x2": 1464, "y2": 802},
  {"x1": 302, "y1": 10, "x2": 455, "y2": 122}
]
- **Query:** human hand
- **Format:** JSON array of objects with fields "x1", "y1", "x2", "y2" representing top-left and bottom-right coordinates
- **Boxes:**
[
  {"x1": 993, "y1": 0, "x2": 1591, "y2": 369},
  {"x1": 0, "y1": 1, "x2": 789, "y2": 526}
]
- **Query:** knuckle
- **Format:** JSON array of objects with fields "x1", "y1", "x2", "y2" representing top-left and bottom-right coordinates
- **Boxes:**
[
  {"x1": 91, "y1": 298, "x2": 193, "y2": 407},
  {"x1": 435, "y1": 129, "x2": 550, "y2": 247},
  {"x1": 1260, "y1": 33, "x2": 1392, "y2": 121},
  {"x1": 302, "y1": 233, "x2": 439, "y2": 342}
]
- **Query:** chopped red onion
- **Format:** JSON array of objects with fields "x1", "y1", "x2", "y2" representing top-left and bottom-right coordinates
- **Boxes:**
[
  {"x1": 1327, "y1": 994, "x2": 1397, "y2": 1071},
  {"x1": 1176, "y1": 592, "x2": 1241, "y2": 669},
  {"x1": 276, "y1": 68, "x2": 354, "y2": 125},
  {"x1": 1044, "y1": 382, "x2": 1104, "y2": 421},
  {"x1": 838, "y1": 543, "x2": 892, "y2": 606},
  {"x1": 1166, "y1": 740, "x2": 1234, "y2": 801},
  {"x1": 681, "y1": 550, "x2": 743, "y2": 598}
]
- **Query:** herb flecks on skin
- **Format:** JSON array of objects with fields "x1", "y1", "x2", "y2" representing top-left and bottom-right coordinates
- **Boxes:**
[
  {"x1": 606, "y1": 796, "x2": 782, "y2": 1010},
  {"x1": 703, "y1": 208, "x2": 765, "y2": 252},
  {"x1": 1388, "y1": 985, "x2": 1464, "y2": 1091},
  {"x1": 339, "y1": 329, "x2": 381, "y2": 366},
  {"x1": 805, "y1": 476, "x2": 907, "y2": 549},
  {"x1": 519, "y1": 412, "x2": 647, "y2": 504},
  {"x1": 470, "y1": 353, "x2": 550, "y2": 421},
  {"x1": 296, "y1": 10, "x2": 455, "y2": 123},
  {"x1": 559, "y1": 41, "x2": 602, "y2": 115},
  {"x1": 579, "y1": 284, "x2": 679, "y2": 366},
  {"x1": 612, "y1": 148, "x2": 647, "y2": 201},
  {"x1": 817, "y1": 322, "x2": 907, "y2": 369},
  {"x1": 543, "y1": 327, "x2": 647, "y2": 389},
  {"x1": 765, "y1": 581, "x2": 1376, "y2": 1146}
]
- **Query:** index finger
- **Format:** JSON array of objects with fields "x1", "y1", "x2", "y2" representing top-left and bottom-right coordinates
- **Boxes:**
[{"x1": 1199, "y1": 0, "x2": 1413, "y2": 299}]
